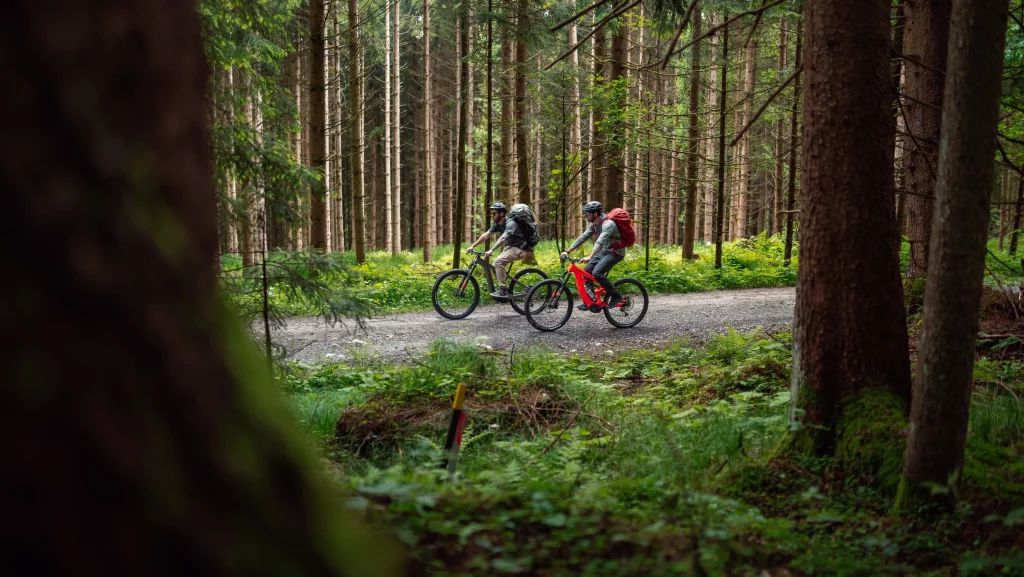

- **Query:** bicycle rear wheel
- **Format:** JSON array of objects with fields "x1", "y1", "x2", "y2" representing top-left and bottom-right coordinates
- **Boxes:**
[
  {"x1": 603, "y1": 278, "x2": 649, "y2": 328},
  {"x1": 509, "y1": 267, "x2": 547, "y2": 315},
  {"x1": 525, "y1": 279, "x2": 573, "y2": 332},
  {"x1": 432, "y1": 269, "x2": 480, "y2": 320}
]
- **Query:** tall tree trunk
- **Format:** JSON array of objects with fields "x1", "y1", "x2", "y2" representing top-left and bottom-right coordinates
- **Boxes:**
[
  {"x1": 296, "y1": 32, "x2": 307, "y2": 250},
  {"x1": 349, "y1": 0, "x2": 366, "y2": 263},
  {"x1": 590, "y1": 23, "x2": 607, "y2": 206},
  {"x1": 899, "y1": 0, "x2": 1009, "y2": 507},
  {"x1": 236, "y1": 69, "x2": 255, "y2": 268},
  {"x1": 309, "y1": 0, "x2": 327, "y2": 251},
  {"x1": 422, "y1": 0, "x2": 435, "y2": 261},
  {"x1": 534, "y1": 51, "x2": 543, "y2": 211},
  {"x1": 736, "y1": 34, "x2": 757, "y2": 239},
  {"x1": 485, "y1": 0, "x2": 494, "y2": 248},
  {"x1": 605, "y1": 5, "x2": 627, "y2": 208},
  {"x1": 453, "y1": 11, "x2": 469, "y2": 267},
  {"x1": 771, "y1": 18, "x2": 787, "y2": 238},
  {"x1": 466, "y1": 18, "x2": 476, "y2": 245},
  {"x1": 703, "y1": 13, "x2": 720, "y2": 244},
  {"x1": 569, "y1": 21, "x2": 583, "y2": 226},
  {"x1": 784, "y1": 17, "x2": 803, "y2": 266},
  {"x1": 1011, "y1": 176, "x2": 1024, "y2": 255},
  {"x1": 0, "y1": 0, "x2": 399, "y2": 573},
  {"x1": 333, "y1": 7, "x2": 346, "y2": 252},
  {"x1": 392, "y1": 0, "x2": 403, "y2": 253},
  {"x1": 715, "y1": 17, "x2": 728, "y2": 269},
  {"x1": 384, "y1": 0, "x2": 394, "y2": 253},
  {"x1": 683, "y1": 7, "x2": 702, "y2": 258},
  {"x1": 904, "y1": 0, "x2": 951, "y2": 278},
  {"x1": 500, "y1": 27, "x2": 514, "y2": 201},
  {"x1": 782, "y1": 1, "x2": 911, "y2": 484},
  {"x1": 514, "y1": 22, "x2": 530, "y2": 204},
  {"x1": 891, "y1": 0, "x2": 906, "y2": 247}
]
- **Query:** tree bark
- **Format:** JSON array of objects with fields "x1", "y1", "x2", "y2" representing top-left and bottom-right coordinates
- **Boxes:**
[
  {"x1": 590, "y1": 23, "x2": 607, "y2": 206},
  {"x1": 783, "y1": 17, "x2": 802, "y2": 266},
  {"x1": 605, "y1": 4, "x2": 627, "y2": 209},
  {"x1": 392, "y1": 0, "x2": 403, "y2": 253},
  {"x1": 500, "y1": 26, "x2": 514, "y2": 202},
  {"x1": 0, "y1": 0, "x2": 399, "y2": 573},
  {"x1": 904, "y1": 0, "x2": 951, "y2": 278},
  {"x1": 453, "y1": 11, "x2": 469, "y2": 267},
  {"x1": 309, "y1": 0, "x2": 328, "y2": 251},
  {"x1": 703, "y1": 13, "x2": 719, "y2": 244},
  {"x1": 422, "y1": 0, "x2": 434, "y2": 261},
  {"x1": 736, "y1": 34, "x2": 757, "y2": 239},
  {"x1": 349, "y1": 0, "x2": 366, "y2": 263},
  {"x1": 569, "y1": 21, "x2": 583, "y2": 224},
  {"x1": 899, "y1": 0, "x2": 1009, "y2": 507},
  {"x1": 384, "y1": 0, "x2": 394, "y2": 253},
  {"x1": 1012, "y1": 176, "x2": 1024, "y2": 255},
  {"x1": 515, "y1": 21, "x2": 530, "y2": 204},
  {"x1": 783, "y1": 1, "x2": 911, "y2": 482},
  {"x1": 771, "y1": 18, "x2": 787, "y2": 238},
  {"x1": 683, "y1": 7, "x2": 702, "y2": 259},
  {"x1": 715, "y1": 17, "x2": 728, "y2": 269}
]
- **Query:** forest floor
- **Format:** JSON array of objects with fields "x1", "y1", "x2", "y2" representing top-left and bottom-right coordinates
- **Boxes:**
[{"x1": 273, "y1": 286, "x2": 796, "y2": 364}]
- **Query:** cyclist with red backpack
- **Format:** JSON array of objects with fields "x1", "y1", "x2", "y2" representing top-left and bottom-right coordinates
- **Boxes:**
[{"x1": 560, "y1": 200, "x2": 635, "y2": 311}]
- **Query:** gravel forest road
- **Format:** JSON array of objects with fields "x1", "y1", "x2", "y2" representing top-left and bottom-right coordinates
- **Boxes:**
[{"x1": 273, "y1": 287, "x2": 796, "y2": 364}]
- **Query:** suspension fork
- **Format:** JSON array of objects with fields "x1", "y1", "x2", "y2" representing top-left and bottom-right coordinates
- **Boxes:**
[{"x1": 460, "y1": 260, "x2": 478, "y2": 292}]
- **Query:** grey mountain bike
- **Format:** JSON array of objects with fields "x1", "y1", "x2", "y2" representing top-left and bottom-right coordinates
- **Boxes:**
[{"x1": 431, "y1": 249, "x2": 547, "y2": 320}]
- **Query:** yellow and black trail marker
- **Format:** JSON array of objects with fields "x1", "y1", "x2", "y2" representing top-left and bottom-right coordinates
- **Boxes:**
[{"x1": 440, "y1": 383, "x2": 468, "y2": 480}]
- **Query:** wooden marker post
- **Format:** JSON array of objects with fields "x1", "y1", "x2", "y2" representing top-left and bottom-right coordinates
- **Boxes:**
[{"x1": 440, "y1": 383, "x2": 468, "y2": 479}]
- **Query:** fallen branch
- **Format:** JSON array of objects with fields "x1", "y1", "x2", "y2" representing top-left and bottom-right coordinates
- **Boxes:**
[
  {"x1": 984, "y1": 262, "x2": 1021, "y2": 322},
  {"x1": 522, "y1": 390, "x2": 598, "y2": 470}
]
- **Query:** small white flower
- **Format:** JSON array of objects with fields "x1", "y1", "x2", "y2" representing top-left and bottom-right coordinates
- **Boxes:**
[{"x1": 489, "y1": 424, "x2": 499, "y2": 429}]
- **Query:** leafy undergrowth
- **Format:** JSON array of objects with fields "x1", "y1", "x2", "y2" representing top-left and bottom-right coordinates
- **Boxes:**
[
  {"x1": 282, "y1": 330, "x2": 1024, "y2": 576},
  {"x1": 238, "y1": 234, "x2": 797, "y2": 318}
]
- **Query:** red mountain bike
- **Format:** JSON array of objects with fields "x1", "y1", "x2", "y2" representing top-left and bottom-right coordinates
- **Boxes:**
[{"x1": 524, "y1": 255, "x2": 649, "y2": 332}]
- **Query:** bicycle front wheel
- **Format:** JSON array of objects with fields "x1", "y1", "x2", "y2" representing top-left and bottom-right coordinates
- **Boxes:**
[
  {"x1": 509, "y1": 267, "x2": 548, "y2": 315},
  {"x1": 603, "y1": 278, "x2": 649, "y2": 328},
  {"x1": 525, "y1": 279, "x2": 573, "y2": 332},
  {"x1": 432, "y1": 269, "x2": 480, "y2": 320}
]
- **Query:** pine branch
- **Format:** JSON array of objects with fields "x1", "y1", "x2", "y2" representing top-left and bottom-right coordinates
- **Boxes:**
[
  {"x1": 659, "y1": 0, "x2": 699, "y2": 70},
  {"x1": 550, "y1": 0, "x2": 610, "y2": 32},
  {"x1": 545, "y1": 0, "x2": 642, "y2": 71},
  {"x1": 729, "y1": 65, "x2": 801, "y2": 147},
  {"x1": 661, "y1": 0, "x2": 786, "y2": 64}
]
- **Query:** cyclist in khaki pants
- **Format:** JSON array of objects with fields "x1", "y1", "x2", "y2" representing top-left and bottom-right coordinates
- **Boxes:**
[{"x1": 466, "y1": 202, "x2": 536, "y2": 301}]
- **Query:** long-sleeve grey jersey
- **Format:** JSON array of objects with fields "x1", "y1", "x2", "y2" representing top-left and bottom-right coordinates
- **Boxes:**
[{"x1": 568, "y1": 215, "x2": 625, "y2": 256}]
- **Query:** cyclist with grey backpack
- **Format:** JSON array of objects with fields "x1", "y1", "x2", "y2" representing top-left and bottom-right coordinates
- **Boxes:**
[{"x1": 466, "y1": 202, "x2": 540, "y2": 301}]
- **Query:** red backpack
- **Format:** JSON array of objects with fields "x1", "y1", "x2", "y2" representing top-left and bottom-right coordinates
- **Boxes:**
[{"x1": 603, "y1": 208, "x2": 636, "y2": 249}]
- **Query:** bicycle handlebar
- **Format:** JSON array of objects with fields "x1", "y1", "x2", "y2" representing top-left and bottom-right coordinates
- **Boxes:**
[{"x1": 560, "y1": 254, "x2": 584, "y2": 264}]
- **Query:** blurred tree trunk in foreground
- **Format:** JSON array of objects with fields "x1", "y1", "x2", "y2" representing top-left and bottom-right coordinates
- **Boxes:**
[{"x1": 0, "y1": 1, "x2": 396, "y2": 575}]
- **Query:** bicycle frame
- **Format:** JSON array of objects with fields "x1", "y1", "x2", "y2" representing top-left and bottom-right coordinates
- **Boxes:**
[
  {"x1": 459, "y1": 252, "x2": 519, "y2": 294},
  {"x1": 553, "y1": 259, "x2": 624, "y2": 309}
]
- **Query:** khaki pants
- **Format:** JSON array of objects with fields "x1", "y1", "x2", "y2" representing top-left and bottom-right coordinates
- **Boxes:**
[{"x1": 493, "y1": 247, "x2": 534, "y2": 288}]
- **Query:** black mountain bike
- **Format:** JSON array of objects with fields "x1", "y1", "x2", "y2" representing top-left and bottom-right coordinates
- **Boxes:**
[{"x1": 431, "y1": 249, "x2": 547, "y2": 320}]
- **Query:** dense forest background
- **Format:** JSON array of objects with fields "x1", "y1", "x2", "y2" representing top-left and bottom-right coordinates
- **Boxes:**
[{"x1": 6, "y1": 0, "x2": 1024, "y2": 575}]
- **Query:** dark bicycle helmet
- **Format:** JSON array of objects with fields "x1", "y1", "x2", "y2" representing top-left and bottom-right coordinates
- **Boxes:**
[
  {"x1": 582, "y1": 201, "x2": 603, "y2": 215},
  {"x1": 489, "y1": 202, "x2": 508, "y2": 213}
]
